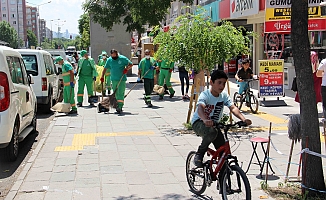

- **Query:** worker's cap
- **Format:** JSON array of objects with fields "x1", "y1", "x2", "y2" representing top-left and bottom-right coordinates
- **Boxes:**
[
  {"x1": 144, "y1": 49, "x2": 150, "y2": 53},
  {"x1": 55, "y1": 56, "x2": 63, "y2": 63},
  {"x1": 102, "y1": 51, "x2": 107, "y2": 55},
  {"x1": 80, "y1": 50, "x2": 88, "y2": 57}
]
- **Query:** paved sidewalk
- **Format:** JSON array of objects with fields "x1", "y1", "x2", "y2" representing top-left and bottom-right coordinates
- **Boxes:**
[{"x1": 5, "y1": 66, "x2": 326, "y2": 200}]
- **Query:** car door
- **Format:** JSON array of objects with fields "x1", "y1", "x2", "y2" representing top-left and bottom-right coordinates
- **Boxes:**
[
  {"x1": 6, "y1": 56, "x2": 30, "y2": 130},
  {"x1": 43, "y1": 54, "x2": 59, "y2": 101}
]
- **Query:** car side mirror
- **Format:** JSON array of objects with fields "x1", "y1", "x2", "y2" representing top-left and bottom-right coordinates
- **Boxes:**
[{"x1": 28, "y1": 74, "x2": 34, "y2": 84}]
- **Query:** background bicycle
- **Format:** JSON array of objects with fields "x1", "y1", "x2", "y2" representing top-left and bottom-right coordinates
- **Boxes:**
[{"x1": 233, "y1": 79, "x2": 259, "y2": 114}]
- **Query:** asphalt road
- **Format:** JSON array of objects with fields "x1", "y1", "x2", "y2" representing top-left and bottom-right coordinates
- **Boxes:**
[{"x1": 0, "y1": 110, "x2": 55, "y2": 199}]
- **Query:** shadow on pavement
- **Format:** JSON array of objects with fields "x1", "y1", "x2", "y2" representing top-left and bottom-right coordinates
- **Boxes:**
[
  {"x1": 0, "y1": 131, "x2": 39, "y2": 178},
  {"x1": 114, "y1": 194, "x2": 213, "y2": 200}
]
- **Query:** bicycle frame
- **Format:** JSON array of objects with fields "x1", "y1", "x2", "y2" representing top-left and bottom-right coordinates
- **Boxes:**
[{"x1": 205, "y1": 127, "x2": 239, "y2": 181}]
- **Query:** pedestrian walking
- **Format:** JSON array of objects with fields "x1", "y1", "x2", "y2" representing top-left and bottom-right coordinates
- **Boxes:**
[
  {"x1": 158, "y1": 59, "x2": 175, "y2": 100},
  {"x1": 100, "y1": 49, "x2": 133, "y2": 114},
  {"x1": 76, "y1": 50, "x2": 97, "y2": 107},
  {"x1": 296, "y1": 51, "x2": 322, "y2": 104},
  {"x1": 178, "y1": 65, "x2": 190, "y2": 100},
  {"x1": 98, "y1": 51, "x2": 111, "y2": 95},
  {"x1": 138, "y1": 49, "x2": 157, "y2": 107},
  {"x1": 55, "y1": 56, "x2": 77, "y2": 114}
]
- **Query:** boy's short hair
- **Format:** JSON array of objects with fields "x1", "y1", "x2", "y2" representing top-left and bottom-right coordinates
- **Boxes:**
[
  {"x1": 211, "y1": 70, "x2": 228, "y2": 82},
  {"x1": 242, "y1": 58, "x2": 250, "y2": 64},
  {"x1": 110, "y1": 49, "x2": 118, "y2": 54}
]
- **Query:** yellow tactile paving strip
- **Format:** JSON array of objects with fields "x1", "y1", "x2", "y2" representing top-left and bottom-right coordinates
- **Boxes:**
[
  {"x1": 240, "y1": 107, "x2": 288, "y2": 124},
  {"x1": 54, "y1": 131, "x2": 154, "y2": 152}
]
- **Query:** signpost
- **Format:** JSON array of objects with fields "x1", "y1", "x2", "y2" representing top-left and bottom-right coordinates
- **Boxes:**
[{"x1": 258, "y1": 59, "x2": 287, "y2": 107}]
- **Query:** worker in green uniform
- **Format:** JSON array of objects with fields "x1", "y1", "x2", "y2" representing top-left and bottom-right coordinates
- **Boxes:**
[
  {"x1": 158, "y1": 59, "x2": 175, "y2": 100},
  {"x1": 55, "y1": 56, "x2": 77, "y2": 114},
  {"x1": 98, "y1": 51, "x2": 111, "y2": 95},
  {"x1": 100, "y1": 49, "x2": 133, "y2": 114},
  {"x1": 77, "y1": 50, "x2": 97, "y2": 107},
  {"x1": 138, "y1": 49, "x2": 157, "y2": 107}
]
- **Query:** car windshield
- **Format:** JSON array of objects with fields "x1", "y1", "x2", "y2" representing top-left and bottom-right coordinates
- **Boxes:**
[{"x1": 21, "y1": 55, "x2": 38, "y2": 75}]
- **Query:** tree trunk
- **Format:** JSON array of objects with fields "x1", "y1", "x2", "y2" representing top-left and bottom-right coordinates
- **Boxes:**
[{"x1": 291, "y1": 1, "x2": 326, "y2": 196}]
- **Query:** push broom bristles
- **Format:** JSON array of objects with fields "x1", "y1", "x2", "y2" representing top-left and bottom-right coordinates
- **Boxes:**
[{"x1": 100, "y1": 92, "x2": 118, "y2": 110}]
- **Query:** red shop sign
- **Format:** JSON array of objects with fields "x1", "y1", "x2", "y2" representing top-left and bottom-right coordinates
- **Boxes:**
[{"x1": 265, "y1": 18, "x2": 326, "y2": 33}]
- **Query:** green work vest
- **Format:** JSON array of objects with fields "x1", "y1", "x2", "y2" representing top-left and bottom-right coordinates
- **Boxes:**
[
  {"x1": 139, "y1": 57, "x2": 156, "y2": 79},
  {"x1": 78, "y1": 57, "x2": 97, "y2": 77}
]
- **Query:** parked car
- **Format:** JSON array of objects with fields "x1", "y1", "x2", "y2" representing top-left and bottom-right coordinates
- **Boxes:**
[
  {"x1": 18, "y1": 49, "x2": 61, "y2": 113},
  {"x1": 0, "y1": 46, "x2": 37, "y2": 161},
  {"x1": 44, "y1": 49, "x2": 67, "y2": 84}
]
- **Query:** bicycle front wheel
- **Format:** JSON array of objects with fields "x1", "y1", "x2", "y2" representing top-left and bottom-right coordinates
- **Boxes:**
[
  {"x1": 221, "y1": 165, "x2": 251, "y2": 200},
  {"x1": 249, "y1": 94, "x2": 259, "y2": 114},
  {"x1": 233, "y1": 92, "x2": 243, "y2": 110},
  {"x1": 186, "y1": 151, "x2": 207, "y2": 195}
]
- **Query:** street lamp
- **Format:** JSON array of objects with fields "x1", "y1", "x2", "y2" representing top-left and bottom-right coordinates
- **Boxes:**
[
  {"x1": 49, "y1": 19, "x2": 60, "y2": 46},
  {"x1": 55, "y1": 20, "x2": 66, "y2": 39},
  {"x1": 26, "y1": 1, "x2": 51, "y2": 46}
]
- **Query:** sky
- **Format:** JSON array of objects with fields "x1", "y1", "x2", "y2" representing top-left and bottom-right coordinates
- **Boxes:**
[{"x1": 26, "y1": 0, "x2": 85, "y2": 34}]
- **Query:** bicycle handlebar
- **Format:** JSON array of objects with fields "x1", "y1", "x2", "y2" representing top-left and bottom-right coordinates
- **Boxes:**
[{"x1": 214, "y1": 121, "x2": 248, "y2": 130}]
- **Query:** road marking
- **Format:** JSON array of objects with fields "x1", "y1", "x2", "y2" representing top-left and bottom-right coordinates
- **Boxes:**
[
  {"x1": 55, "y1": 131, "x2": 155, "y2": 152},
  {"x1": 240, "y1": 107, "x2": 288, "y2": 124}
]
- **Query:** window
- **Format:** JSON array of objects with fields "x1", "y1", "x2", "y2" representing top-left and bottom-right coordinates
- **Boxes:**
[
  {"x1": 31, "y1": 14, "x2": 35, "y2": 17},
  {"x1": 43, "y1": 55, "x2": 55, "y2": 75},
  {"x1": 10, "y1": 0, "x2": 16, "y2": 4},
  {"x1": 2, "y1": 14, "x2": 6, "y2": 17},
  {"x1": 12, "y1": 14, "x2": 15, "y2": 18},
  {"x1": 2, "y1": 7, "x2": 6, "y2": 11},
  {"x1": 21, "y1": 55, "x2": 38, "y2": 76},
  {"x1": 14, "y1": 57, "x2": 28, "y2": 85},
  {"x1": 11, "y1": 8, "x2": 15, "y2": 12},
  {"x1": 13, "y1": 21, "x2": 16, "y2": 24},
  {"x1": 6, "y1": 56, "x2": 24, "y2": 84}
]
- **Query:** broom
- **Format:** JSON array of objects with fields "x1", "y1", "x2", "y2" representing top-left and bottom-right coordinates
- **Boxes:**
[
  {"x1": 100, "y1": 74, "x2": 124, "y2": 110},
  {"x1": 124, "y1": 68, "x2": 151, "y2": 98},
  {"x1": 51, "y1": 87, "x2": 73, "y2": 113}
]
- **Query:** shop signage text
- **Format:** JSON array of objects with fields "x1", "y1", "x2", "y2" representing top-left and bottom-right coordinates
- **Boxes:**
[
  {"x1": 266, "y1": 0, "x2": 325, "y2": 8},
  {"x1": 230, "y1": 0, "x2": 259, "y2": 19},
  {"x1": 265, "y1": 18, "x2": 326, "y2": 33},
  {"x1": 265, "y1": 7, "x2": 321, "y2": 21},
  {"x1": 259, "y1": 59, "x2": 284, "y2": 97}
]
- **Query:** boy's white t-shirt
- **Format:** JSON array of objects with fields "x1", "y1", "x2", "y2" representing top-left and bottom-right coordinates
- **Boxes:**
[
  {"x1": 317, "y1": 58, "x2": 326, "y2": 86},
  {"x1": 191, "y1": 90, "x2": 233, "y2": 124}
]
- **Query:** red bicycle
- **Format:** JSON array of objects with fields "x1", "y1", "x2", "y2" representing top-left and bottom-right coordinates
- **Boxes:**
[{"x1": 186, "y1": 121, "x2": 251, "y2": 199}]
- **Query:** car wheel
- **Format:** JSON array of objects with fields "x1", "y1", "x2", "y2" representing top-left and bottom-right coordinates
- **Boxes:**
[
  {"x1": 2, "y1": 122, "x2": 19, "y2": 161},
  {"x1": 44, "y1": 94, "x2": 53, "y2": 114}
]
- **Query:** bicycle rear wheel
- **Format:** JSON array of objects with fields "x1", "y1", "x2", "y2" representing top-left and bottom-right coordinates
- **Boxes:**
[
  {"x1": 249, "y1": 94, "x2": 259, "y2": 114},
  {"x1": 186, "y1": 151, "x2": 207, "y2": 195},
  {"x1": 221, "y1": 165, "x2": 251, "y2": 200},
  {"x1": 233, "y1": 92, "x2": 243, "y2": 110}
]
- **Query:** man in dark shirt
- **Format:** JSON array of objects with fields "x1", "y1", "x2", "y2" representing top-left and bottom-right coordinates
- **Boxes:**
[{"x1": 235, "y1": 58, "x2": 253, "y2": 103}]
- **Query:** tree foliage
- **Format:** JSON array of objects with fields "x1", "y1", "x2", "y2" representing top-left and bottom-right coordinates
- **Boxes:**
[
  {"x1": 78, "y1": 13, "x2": 90, "y2": 49},
  {"x1": 27, "y1": 29, "x2": 38, "y2": 48},
  {"x1": 291, "y1": 1, "x2": 325, "y2": 196},
  {"x1": 153, "y1": 7, "x2": 251, "y2": 72},
  {"x1": 0, "y1": 21, "x2": 19, "y2": 48},
  {"x1": 83, "y1": 0, "x2": 193, "y2": 33}
]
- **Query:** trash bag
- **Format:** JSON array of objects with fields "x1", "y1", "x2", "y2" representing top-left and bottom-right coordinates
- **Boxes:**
[{"x1": 95, "y1": 65, "x2": 104, "y2": 93}]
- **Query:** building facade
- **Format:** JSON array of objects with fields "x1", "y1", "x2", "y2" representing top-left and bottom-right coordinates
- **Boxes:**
[
  {"x1": 25, "y1": 5, "x2": 38, "y2": 40},
  {"x1": 0, "y1": 0, "x2": 27, "y2": 46},
  {"x1": 39, "y1": 18, "x2": 46, "y2": 42}
]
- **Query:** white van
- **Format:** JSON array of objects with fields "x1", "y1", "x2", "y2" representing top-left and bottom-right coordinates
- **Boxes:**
[
  {"x1": 17, "y1": 49, "x2": 61, "y2": 113},
  {"x1": 0, "y1": 46, "x2": 37, "y2": 161}
]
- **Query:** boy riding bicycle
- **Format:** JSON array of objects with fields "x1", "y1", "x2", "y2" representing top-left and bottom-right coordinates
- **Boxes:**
[
  {"x1": 235, "y1": 58, "x2": 253, "y2": 106},
  {"x1": 191, "y1": 70, "x2": 251, "y2": 168}
]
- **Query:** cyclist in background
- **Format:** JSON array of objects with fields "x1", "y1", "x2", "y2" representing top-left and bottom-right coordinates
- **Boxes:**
[
  {"x1": 191, "y1": 70, "x2": 251, "y2": 168},
  {"x1": 235, "y1": 58, "x2": 253, "y2": 106}
]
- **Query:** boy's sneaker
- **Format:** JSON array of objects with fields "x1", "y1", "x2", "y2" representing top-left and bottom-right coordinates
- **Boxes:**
[
  {"x1": 169, "y1": 92, "x2": 175, "y2": 98},
  {"x1": 193, "y1": 153, "x2": 204, "y2": 168}
]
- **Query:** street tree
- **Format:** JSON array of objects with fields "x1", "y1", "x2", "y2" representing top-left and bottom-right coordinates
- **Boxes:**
[
  {"x1": 153, "y1": 8, "x2": 250, "y2": 76},
  {"x1": 83, "y1": 0, "x2": 193, "y2": 34},
  {"x1": 291, "y1": 1, "x2": 326, "y2": 196},
  {"x1": 0, "y1": 21, "x2": 19, "y2": 48},
  {"x1": 27, "y1": 29, "x2": 38, "y2": 48},
  {"x1": 78, "y1": 13, "x2": 90, "y2": 50}
]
